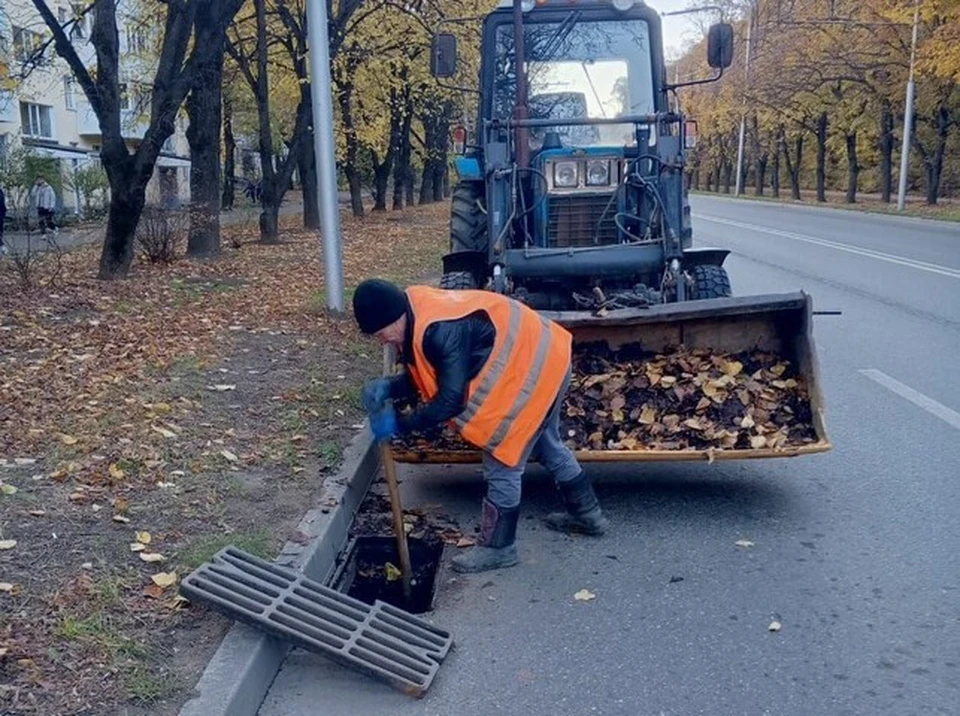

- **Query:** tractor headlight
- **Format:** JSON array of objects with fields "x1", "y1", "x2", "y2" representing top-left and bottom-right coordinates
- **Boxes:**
[
  {"x1": 553, "y1": 161, "x2": 579, "y2": 188},
  {"x1": 585, "y1": 160, "x2": 612, "y2": 187}
]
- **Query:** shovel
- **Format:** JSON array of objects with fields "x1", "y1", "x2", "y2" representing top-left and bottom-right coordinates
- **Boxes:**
[{"x1": 380, "y1": 441, "x2": 413, "y2": 600}]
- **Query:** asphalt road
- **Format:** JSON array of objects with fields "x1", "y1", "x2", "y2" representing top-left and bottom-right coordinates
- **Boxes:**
[{"x1": 259, "y1": 196, "x2": 960, "y2": 716}]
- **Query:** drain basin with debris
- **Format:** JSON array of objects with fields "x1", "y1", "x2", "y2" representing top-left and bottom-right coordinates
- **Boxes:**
[{"x1": 332, "y1": 536, "x2": 443, "y2": 615}]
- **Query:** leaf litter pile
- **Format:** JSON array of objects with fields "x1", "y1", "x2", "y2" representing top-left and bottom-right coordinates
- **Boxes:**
[{"x1": 394, "y1": 342, "x2": 817, "y2": 454}]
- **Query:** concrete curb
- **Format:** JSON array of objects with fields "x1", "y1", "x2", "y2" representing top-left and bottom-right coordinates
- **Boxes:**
[{"x1": 178, "y1": 429, "x2": 380, "y2": 716}]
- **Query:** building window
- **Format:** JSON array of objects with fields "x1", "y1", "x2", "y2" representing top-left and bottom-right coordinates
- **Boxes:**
[
  {"x1": 70, "y1": 4, "x2": 88, "y2": 39},
  {"x1": 125, "y1": 26, "x2": 147, "y2": 53},
  {"x1": 20, "y1": 102, "x2": 54, "y2": 138},
  {"x1": 12, "y1": 26, "x2": 44, "y2": 63},
  {"x1": 64, "y1": 76, "x2": 76, "y2": 110}
]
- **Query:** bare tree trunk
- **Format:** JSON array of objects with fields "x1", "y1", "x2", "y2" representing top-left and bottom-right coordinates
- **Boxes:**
[
  {"x1": 783, "y1": 131, "x2": 803, "y2": 201},
  {"x1": 393, "y1": 84, "x2": 413, "y2": 210},
  {"x1": 222, "y1": 92, "x2": 236, "y2": 210},
  {"x1": 300, "y1": 125, "x2": 320, "y2": 229},
  {"x1": 99, "y1": 174, "x2": 147, "y2": 278},
  {"x1": 924, "y1": 103, "x2": 951, "y2": 205},
  {"x1": 335, "y1": 73, "x2": 364, "y2": 217},
  {"x1": 185, "y1": 5, "x2": 224, "y2": 258},
  {"x1": 878, "y1": 102, "x2": 894, "y2": 203},
  {"x1": 845, "y1": 131, "x2": 859, "y2": 203},
  {"x1": 815, "y1": 111, "x2": 827, "y2": 202},
  {"x1": 771, "y1": 129, "x2": 781, "y2": 198}
]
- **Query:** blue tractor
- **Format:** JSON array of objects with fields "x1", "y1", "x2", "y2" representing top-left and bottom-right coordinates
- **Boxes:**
[{"x1": 431, "y1": 0, "x2": 736, "y2": 310}]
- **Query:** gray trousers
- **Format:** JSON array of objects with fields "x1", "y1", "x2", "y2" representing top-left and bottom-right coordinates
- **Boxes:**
[{"x1": 482, "y1": 368, "x2": 581, "y2": 509}]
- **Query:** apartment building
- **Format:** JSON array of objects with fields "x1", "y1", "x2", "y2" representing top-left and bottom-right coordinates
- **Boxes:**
[{"x1": 0, "y1": 0, "x2": 191, "y2": 215}]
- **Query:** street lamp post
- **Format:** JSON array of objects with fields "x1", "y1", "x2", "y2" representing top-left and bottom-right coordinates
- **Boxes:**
[
  {"x1": 896, "y1": 0, "x2": 921, "y2": 211},
  {"x1": 305, "y1": 0, "x2": 345, "y2": 312},
  {"x1": 734, "y1": 8, "x2": 753, "y2": 197}
]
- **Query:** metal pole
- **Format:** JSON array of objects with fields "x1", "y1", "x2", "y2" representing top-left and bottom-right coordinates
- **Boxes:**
[
  {"x1": 513, "y1": 0, "x2": 530, "y2": 169},
  {"x1": 306, "y1": 0, "x2": 345, "y2": 312},
  {"x1": 896, "y1": 0, "x2": 921, "y2": 211},
  {"x1": 734, "y1": 9, "x2": 752, "y2": 196}
]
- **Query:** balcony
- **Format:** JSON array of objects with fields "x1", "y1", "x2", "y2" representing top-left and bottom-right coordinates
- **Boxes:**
[{"x1": 77, "y1": 102, "x2": 147, "y2": 140}]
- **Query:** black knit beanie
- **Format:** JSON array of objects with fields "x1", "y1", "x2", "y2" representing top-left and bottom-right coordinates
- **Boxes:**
[{"x1": 352, "y1": 279, "x2": 408, "y2": 334}]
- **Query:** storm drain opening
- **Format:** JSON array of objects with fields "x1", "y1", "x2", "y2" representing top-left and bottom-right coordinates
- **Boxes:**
[{"x1": 334, "y1": 536, "x2": 443, "y2": 615}]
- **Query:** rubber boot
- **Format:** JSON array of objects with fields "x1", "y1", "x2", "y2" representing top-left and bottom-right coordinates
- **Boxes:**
[
  {"x1": 545, "y1": 472, "x2": 609, "y2": 536},
  {"x1": 451, "y1": 499, "x2": 520, "y2": 574}
]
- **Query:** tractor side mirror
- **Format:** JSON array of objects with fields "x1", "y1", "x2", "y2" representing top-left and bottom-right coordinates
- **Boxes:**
[
  {"x1": 430, "y1": 34, "x2": 458, "y2": 78},
  {"x1": 707, "y1": 23, "x2": 734, "y2": 69}
]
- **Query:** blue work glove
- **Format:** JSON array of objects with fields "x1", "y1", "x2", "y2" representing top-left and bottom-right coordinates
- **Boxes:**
[
  {"x1": 361, "y1": 378, "x2": 391, "y2": 413},
  {"x1": 370, "y1": 404, "x2": 399, "y2": 442}
]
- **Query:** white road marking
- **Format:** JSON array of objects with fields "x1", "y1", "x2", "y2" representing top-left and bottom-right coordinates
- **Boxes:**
[
  {"x1": 859, "y1": 369, "x2": 960, "y2": 431},
  {"x1": 695, "y1": 214, "x2": 960, "y2": 280}
]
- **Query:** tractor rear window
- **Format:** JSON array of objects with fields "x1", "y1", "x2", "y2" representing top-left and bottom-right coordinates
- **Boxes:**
[{"x1": 492, "y1": 15, "x2": 655, "y2": 148}]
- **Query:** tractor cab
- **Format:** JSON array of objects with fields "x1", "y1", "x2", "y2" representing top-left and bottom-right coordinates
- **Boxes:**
[{"x1": 432, "y1": 0, "x2": 735, "y2": 310}]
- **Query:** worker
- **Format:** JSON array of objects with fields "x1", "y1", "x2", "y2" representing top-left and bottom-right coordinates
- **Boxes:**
[{"x1": 353, "y1": 278, "x2": 609, "y2": 574}]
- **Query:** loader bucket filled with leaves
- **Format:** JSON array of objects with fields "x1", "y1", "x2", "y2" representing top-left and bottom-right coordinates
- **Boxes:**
[{"x1": 391, "y1": 293, "x2": 831, "y2": 463}]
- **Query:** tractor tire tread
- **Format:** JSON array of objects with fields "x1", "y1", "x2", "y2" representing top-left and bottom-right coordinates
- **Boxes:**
[
  {"x1": 691, "y1": 264, "x2": 732, "y2": 300},
  {"x1": 439, "y1": 271, "x2": 478, "y2": 290},
  {"x1": 450, "y1": 183, "x2": 487, "y2": 254}
]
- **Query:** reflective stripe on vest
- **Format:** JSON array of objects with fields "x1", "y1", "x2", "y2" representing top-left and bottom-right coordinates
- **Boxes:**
[{"x1": 406, "y1": 286, "x2": 572, "y2": 467}]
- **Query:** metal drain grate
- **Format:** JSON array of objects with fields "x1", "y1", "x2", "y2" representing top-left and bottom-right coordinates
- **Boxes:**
[{"x1": 180, "y1": 546, "x2": 453, "y2": 696}]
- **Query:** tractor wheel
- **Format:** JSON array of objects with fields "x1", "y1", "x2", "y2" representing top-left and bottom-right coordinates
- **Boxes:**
[
  {"x1": 450, "y1": 182, "x2": 487, "y2": 253},
  {"x1": 439, "y1": 271, "x2": 478, "y2": 290},
  {"x1": 690, "y1": 264, "x2": 732, "y2": 300}
]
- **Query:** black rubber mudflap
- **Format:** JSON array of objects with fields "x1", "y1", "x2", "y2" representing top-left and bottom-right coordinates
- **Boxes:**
[{"x1": 180, "y1": 547, "x2": 453, "y2": 697}]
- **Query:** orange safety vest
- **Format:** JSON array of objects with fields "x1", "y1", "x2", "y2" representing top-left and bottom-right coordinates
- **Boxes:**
[{"x1": 404, "y1": 286, "x2": 572, "y2": 468}]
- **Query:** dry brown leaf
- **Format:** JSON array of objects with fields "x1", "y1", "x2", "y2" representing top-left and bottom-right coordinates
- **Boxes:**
[
  {"x1": 142, "y1": 584, "x2": 165, "y2": 599},
  {"x1": 135, "y1": 531, "x2": 152, "y2": 545},
  {"x1": 0, "y1": 582, "x2": 14, "y2": 593},
  {"x1": 456, "y1": 537, "x2": 476, "y2": 548},
  {"x1": 139, "y1": 552, "x2": 165, "y2": 563},
  {"x1": 151, "y1": 572, "x2": 178, "y2": 588},
  {"x1": 108, "y1": 463, "x2": 125, "y2": 480},
  {"x1": 735, "y1": 539, "x2": 755, "y2": 548},
  {"x1": 740, "y1": 413, "x2": 756, "y2": 429},
  {"x1": 152, "y1": 426, "x2": 177, "y2": 439},
  {"x1": 639, "y1": 406, "x2": 657, "y2": 425},
  {"x1": 684, "y1": 418, "x2": 704, "y2": 431},
  {"x1": 659, "y1": 376, "x2": 677, "y2": 388},
  {"x1": 130, "y1": 542, "x2": 146, "y2": 552},
  {"x1": 722, "y1": 360, "x2": 744, "y2": 377},
  {"x1": 59, "y1": 434, "x2": 79, "y2": 445},
  {"x1": 573, "y1": 589, "x2": 596, "y2": 601},
  {"x1": 750, "y1": 435, "x2": 767, "y2": 449},
  {"x1": 220, "y1": 449, "x2": 239, "y2": 463},
  {"x1": 0, "y1": 540, "x2": 17, "y2": 550},
  {"x1": 28, "y1": 509, "x2": 46, "y2": 517},
  {"x1": 0, "y1": 484, "x2": 17, "y2": 496}
]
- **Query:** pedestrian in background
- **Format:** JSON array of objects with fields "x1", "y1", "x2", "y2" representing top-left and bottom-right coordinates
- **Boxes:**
[{"x1": 30, "y1": 177, "x2": 58, "y2": 237}]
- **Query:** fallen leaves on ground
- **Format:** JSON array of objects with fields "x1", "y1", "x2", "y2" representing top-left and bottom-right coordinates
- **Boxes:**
[
  {"x1": 0, "y1": 203, "x2": 451, "y2": 714},
  {"x1": 768, "y1": 620, "x2": 783, "y2": 632},
  {"x1": 384, "y1": 563, "x2": 403, "y2": 582},
  {"x1": 574, "y1": 589, "x2": 596, "y2": 601},
  {"x1": 150, "y1": 572, "x2": 178, "y2": 588},
  {"x1": 735, "y1": 539, "x2": 755, "y2": 548},
  {"x1": 138, "y1": 553, "x2": 165, "y2": 563}
]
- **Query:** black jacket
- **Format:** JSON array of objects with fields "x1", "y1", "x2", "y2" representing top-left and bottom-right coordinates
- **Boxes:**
[{"x1": 388, "y1": 307, "x2": 496, "y2": 433}]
